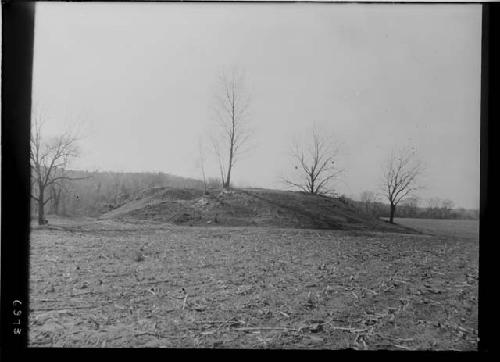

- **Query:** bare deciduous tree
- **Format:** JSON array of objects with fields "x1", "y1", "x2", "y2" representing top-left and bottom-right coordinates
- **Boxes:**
[
  {"x1": 360, "y1": 190, "x2": 378, "y2": 213},
  {"x1": 441, "y1": 198, "x2": 455, "y2": 212},
  {"x1": 284, "y1": 127, "x2": 342, "y2": 195},
  {"x1": 30, "y1": 116, "x2": 84, "y2": 225},
  {"x1": 211, "y1": 68, "x2": 252, "y2": 190},
  {"x1": 425, "y1": 197, "x2": 454, "y2": 219},
  {"x1": 400, "y1": 196, "x2": 420, "y2": 217},
  {"x1": 381, "y1": 147, "x2": 423, "y2": 223},
  {"x1": 426, "y1": 197, "x2": 442, "y2": 211}
]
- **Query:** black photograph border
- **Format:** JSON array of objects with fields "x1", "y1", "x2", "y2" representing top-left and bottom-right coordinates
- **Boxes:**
[{"x1": 0, "y1": 0, "x2": 495, "y2": 357}]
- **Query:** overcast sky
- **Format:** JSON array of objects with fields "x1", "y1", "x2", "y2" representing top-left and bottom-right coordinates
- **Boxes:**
[{"x1": 31, "y1": 2, "x2": 481, "y2": 209}]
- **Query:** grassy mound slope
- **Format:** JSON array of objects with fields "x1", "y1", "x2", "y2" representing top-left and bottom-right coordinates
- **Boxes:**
[{"x1": 100, "y1": 187, "x2": 413, "y2": 232}]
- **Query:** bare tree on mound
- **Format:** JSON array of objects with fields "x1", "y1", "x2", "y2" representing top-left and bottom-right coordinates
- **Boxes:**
[
  {"x1": 30, "y1": 115, "x2": 86, "y2": 225},
  {"x1": 381, "y1": 146, "x2": 423, "y2": 223},
  {"x1": 211, "y1": 68, "x2": 253, "y2": 190},
  {"x1": 283, "y1": 126, "x2": 343, "y2": 195}
]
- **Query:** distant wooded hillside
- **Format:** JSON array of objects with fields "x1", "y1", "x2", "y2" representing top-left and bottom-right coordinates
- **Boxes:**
[{"x1": 32, "y1": 170, "x2": 220, "y2": 217}]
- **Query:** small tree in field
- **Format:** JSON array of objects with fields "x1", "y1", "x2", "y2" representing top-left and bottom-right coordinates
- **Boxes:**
[
  {"x1": 283, "y1": 126, "x2": 342, "y2": 195},
  {"x1": 381, "y1": 146, "x2": 423, "y2": 223},
  {"x1": 30, "y1": 116, "x2": 83, "y2": 225}
]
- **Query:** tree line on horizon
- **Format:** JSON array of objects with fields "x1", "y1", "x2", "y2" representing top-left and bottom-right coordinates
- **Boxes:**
[{"x1": 356, "y1": 191, "x2": 478, "y2": 220}]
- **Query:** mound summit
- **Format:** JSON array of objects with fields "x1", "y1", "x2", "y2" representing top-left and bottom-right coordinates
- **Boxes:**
[{"x1": 99, "y1": 187, "x2": 413, "y2": 233}]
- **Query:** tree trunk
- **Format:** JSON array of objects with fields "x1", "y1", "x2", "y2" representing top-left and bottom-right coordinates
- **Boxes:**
[
  {"x1": 224, "y1": 120, "x2": 235, "y2": 190},
  {"x1": 37, "y1": 190, "x2": 45, "y2": 225},
  {"x1": 389, "y1": 202, "x2": 396, "y2": 223},
  {"x1": 224, "y1": 169, "x2": 231, "y2": 190},
  {"x1": 225, "y1": 153, "x2": 232, "y2": 190}
]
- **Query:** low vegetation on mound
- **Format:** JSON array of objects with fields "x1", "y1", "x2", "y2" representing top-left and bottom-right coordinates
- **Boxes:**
[{"x1": 99, "y1": 187, "x2": 414, "y2": 233}]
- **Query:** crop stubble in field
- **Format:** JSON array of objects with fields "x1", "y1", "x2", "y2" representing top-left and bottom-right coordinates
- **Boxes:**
[{"x1": 29, "y1": 220, "x2": 478, "y2": 349}]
